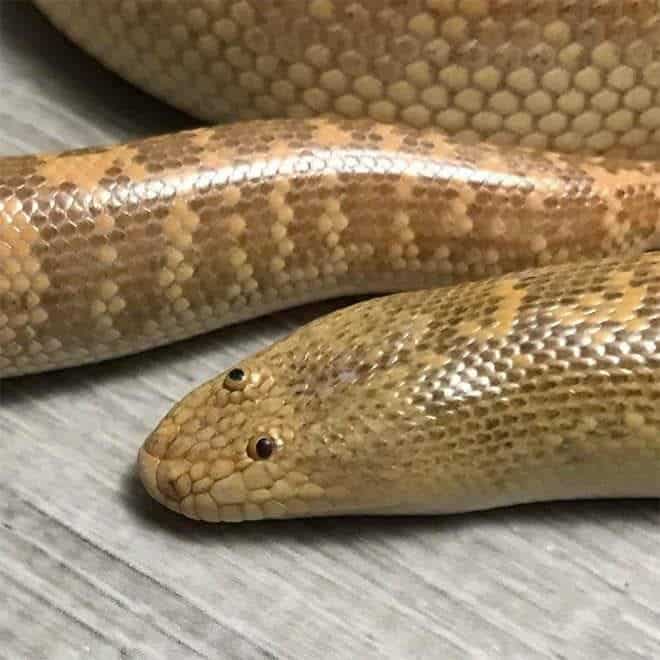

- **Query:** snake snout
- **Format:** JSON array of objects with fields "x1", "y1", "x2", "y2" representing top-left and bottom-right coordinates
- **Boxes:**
[
  {"x1": 141, "y1": 418, "x2": 179, "y2": 459},
  {"x1": 137, "y1": 418, "x2": 195, "y2": 515},
  {"x1": 137, "y1": 443, "x2": 257, "y2": 522},
  {"x1": 137, "y1": 447, "x2": 189, "y2": 515},
  {"x1": 137, "y1": 415, "x2": 256, "y2": 522}
]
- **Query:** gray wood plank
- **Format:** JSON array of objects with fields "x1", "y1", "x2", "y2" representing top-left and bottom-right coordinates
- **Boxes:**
[{"x1": 2, "y1": 3, "x2": 660, "y2": 659}]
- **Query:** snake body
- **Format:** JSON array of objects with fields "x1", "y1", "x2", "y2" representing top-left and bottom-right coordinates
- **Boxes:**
[
  {"x1": 4, "y1": 0, "x2": 660, "y2": 519},
  {"x1": 33, "y1": 0, "x2": 660, "y2": 160},
  {"x1": 3, "y1": 118, "x2": 660, "y2": 378},
  {"x1": 139, "y1": 253, "x2": 660, "y2": 522}
]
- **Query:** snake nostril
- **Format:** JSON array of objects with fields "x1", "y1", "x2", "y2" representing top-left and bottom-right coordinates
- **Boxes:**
[
  {"x1": 155, "y1": 459, "x2": 190, "y2": 500},
  {"x1": 143, "y1": 419, "x2": 178, "y2": 458}
]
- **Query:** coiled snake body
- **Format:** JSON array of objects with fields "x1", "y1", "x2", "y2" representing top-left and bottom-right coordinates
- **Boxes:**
[{"x1": 4, "y1": 0, "x2": 660, "y2": 521}]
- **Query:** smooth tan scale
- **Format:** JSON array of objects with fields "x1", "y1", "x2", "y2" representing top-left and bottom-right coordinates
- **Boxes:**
[
  {"x1": 3, "y1": 118, "x2": 660, "y2": 377},
  {"x1": 139, "y1": 254, "x2": 660, "y2": 522}
]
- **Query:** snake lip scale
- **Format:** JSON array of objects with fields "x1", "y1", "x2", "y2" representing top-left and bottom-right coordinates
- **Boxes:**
[{"x1": 4, "y1": 0, "x2": 660, "y2": 522}]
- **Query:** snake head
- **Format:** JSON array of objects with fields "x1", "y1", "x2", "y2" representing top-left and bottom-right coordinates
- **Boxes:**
[
  {"x1": 138, "y1": 361, "x2": 294, "y2": 522},
  {"x1": 138, "y1": 298, "x2": 449, "y2": 523},
  {"x1": 137, "y1": 353, "x2": 360, "y2": 523}
]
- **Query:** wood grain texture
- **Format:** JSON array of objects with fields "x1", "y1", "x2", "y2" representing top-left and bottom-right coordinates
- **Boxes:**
[{"x1": 2, "y1": 4, "x2": 660, "y2": 659}]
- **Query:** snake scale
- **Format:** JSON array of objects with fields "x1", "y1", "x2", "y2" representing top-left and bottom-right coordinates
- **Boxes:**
[{"x1": 3, "y1": 0, "x2": 660, "y2": 522}]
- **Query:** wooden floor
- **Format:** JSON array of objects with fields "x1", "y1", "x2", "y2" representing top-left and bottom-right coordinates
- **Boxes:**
[{"x1": 2, "y1": 4, "x2": 660, "y2": 659}]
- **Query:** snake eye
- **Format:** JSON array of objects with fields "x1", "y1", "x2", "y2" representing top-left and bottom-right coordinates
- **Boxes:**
[
  {"x1": 247, "y1": 436, "x2": 277, "y2": 460},
  {"x1": 224, "y1": 367, "x2": 247, "y2": 391}
]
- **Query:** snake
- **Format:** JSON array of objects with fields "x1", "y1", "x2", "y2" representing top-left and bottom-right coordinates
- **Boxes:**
[{"x1": 3, "y1": 0, "x2": 660, "y2": 522}]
